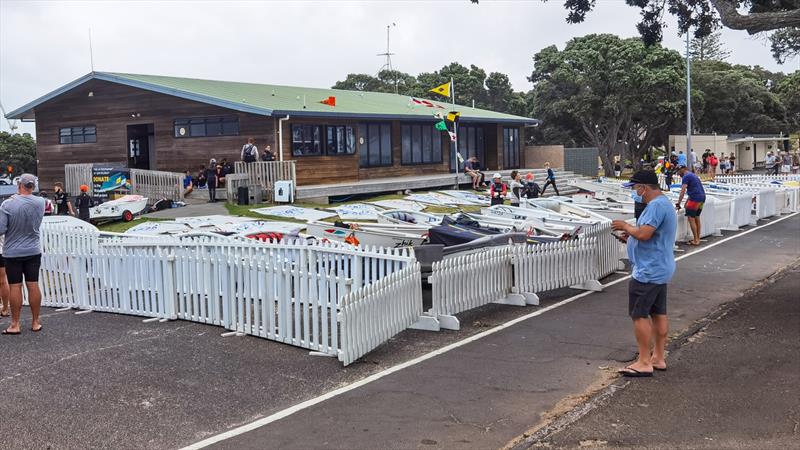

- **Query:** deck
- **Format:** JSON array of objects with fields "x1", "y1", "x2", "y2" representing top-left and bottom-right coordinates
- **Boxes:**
[{"x1": 296, "y1": 168, "x2": 585, "y2": 202}]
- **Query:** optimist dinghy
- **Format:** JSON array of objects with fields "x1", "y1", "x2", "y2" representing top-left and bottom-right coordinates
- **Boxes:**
[
  {"x1": 376, "y1": 209, "x2": 443, "y2": 227},
  {"x1": 305, "y1": 221, "x2": 427, "y2": 248}
]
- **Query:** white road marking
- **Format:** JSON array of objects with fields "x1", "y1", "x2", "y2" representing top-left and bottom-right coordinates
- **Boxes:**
[{"x1": 183, "y1": 212, "x2": 798, "y2": 449}]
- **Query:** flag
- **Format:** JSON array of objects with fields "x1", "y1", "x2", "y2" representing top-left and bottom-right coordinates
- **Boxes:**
[
  {"x1": 456, "y1": 152, "x2": 465, "y2": 164},
  {"x1": 448, "y1": 131, "x2": 457, "y2": 142},
  {"x1": 430, "y1": 82, "x2": 451, "y2": 98},
  {"x1": 410, "y1": 97, "x2": 445, "y2": 108},
  {"x1": 433, "y1": 112, "x2": 444, "y2": 120},
  {"x1": 434, "y1": 120, "x2": 448, "y2": 132},
  {"x1": 447, "y1": 111, "x2": 461, "y2": 123},
  {"x1": 319, "y1": 96, "x2": 336, "y2": 107}
]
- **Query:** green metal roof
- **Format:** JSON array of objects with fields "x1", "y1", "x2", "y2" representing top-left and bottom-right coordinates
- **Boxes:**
[{"x1": 7, "y1": 71, "x2": 538, "y2": 125}]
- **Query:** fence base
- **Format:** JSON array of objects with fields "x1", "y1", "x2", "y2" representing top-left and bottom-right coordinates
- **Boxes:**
[
  {"x1": 492, "y1": 293, "x2": 527, "y2": 307},
  {"x1": 75, "y1": 310, "x2": 92, "y2": 315},
  {"x1": 220, "y1": 331, "x2": 245, "y2": 337},
  {"x1": 55, "y1": 307, "x2": 72, "y2": 312},
  {"x1": 571, "y1": 279, "x2": 603, "y2": 292},
  {"x1": 410, "y1": 314, "x2": 442, "y2": 332},
  {"x1": 521, "y1": 292, "x2": 540, "y2": 306},
  {"x1": 436, "y1": 314, "x2": 461, "y2": 331},
  {"x1": 309, "y1": 351, "x2": 337, "y2": 358}
]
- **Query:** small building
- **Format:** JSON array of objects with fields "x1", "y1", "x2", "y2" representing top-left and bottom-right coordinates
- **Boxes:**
[
  {"x1": 7, "y1": 72, "x2": 538, "y2": 189},
  {"x1": 669, "y1": 134, "x2": 792, "y2": 171}
]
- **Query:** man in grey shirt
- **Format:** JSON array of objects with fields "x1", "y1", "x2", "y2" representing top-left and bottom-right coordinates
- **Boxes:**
[{"x1": 0, "y1": 173, "x2": 46, "y2": 334}]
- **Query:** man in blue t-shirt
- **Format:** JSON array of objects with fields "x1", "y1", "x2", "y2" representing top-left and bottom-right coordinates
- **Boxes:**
[
  {"x1": 612, "y1": 170, "x2": 677, "y2": 377},
  {"x1": 677, "y1": 151, "x2": 687, "y2": 167},
  {"x1": 675, "y1": 165, "x2": 706, "y2": 246}
]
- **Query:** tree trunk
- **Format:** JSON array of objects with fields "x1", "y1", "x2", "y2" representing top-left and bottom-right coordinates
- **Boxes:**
[{"x1": 598, "y1": 145, "x2": 616, "y2": 177}]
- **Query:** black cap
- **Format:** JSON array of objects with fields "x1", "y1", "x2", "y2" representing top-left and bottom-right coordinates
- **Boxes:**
[{"x1": 623, "y1": 170, "x2": 659, "y2": 188}]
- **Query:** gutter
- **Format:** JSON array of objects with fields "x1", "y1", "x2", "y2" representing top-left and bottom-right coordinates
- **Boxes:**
[{"x1": 278, "y1": 115, "x2": 290, "y2": 162}]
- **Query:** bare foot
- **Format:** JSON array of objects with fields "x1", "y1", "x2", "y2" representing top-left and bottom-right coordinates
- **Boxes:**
[{"x1": 0, "y1": 309, "x2": 9, "y2": 318}]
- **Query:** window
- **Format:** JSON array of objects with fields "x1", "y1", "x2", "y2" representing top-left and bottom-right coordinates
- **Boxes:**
[
  {"x1": 359, "y1": 123, "x2": 393, "y2": 167},
  {"x1": 401, "y1": 124, "x2": 443, "y2": 165},
  {"x1": 451, "y1": 125, "x2": 485, "y2": 170},
  {"x1": 326, "y1": 125, "x2": 355, "y2": 155},
  {"x1": 59, "y1": 125, "x2": 96, "y2": 144},
  {"x1": 503, "y1": 127, "x2": 520, "y2": 169},
  {"x1": 174, "y1": 116, "x2": 239, "y2": 138},
  {"x1": 292, "y1": 124, "x2": 323, "y2": 156}
]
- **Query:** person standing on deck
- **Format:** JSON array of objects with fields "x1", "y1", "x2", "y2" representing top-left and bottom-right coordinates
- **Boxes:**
[
  {"x1": 611, "y1": 170, "x2": 677, "y2": 377},
  {"x1": 675, "y1": 165, "x2": 706, "y2": 246},
  {"x1": 205, "y1": 159, "x2": 218, "y2": 203},
  {"x1": 75, "y1": 185, "x2": 92, "y2": 222},
  {"x1": 0, "y1": 174, "x2": 46, "y2": 335},
  {"x1": 241, "y1": 137, "x2": 259, "y2": 163},
  {"x1": 540, "y1": 162, "x2": 559, "y2": 196}
]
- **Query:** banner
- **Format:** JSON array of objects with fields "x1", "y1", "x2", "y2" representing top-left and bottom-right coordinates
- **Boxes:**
[{"x1": 92, "y1": 163, "x2": 131, "y2": 203}]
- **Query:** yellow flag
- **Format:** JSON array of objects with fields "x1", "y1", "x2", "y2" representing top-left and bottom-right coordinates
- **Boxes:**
[{"x1": 429, "y1": 82, "x2": 451, "y2": 98}]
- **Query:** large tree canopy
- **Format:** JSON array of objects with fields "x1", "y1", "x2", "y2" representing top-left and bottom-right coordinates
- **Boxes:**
[
  {"x1": 470, "y1": 0, "x2": 800, "y2": 62},
  {"x1": 530, "y1": 34, "x2": 686, "y2": 175}
]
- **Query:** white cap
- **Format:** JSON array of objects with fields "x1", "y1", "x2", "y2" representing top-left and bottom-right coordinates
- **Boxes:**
[{"x1": 493, "y1": 173, "x2": 502, "y2": 179}]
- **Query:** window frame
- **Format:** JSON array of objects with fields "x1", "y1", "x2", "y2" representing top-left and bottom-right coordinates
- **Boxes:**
[
  {"x1": 59, "y1": 125, "x2": 97, "y2": 145},
  {"x1": 503, "y1": 127, "x2": 521, "y2": 169},
  {"x1": 291, "y1": 124, "x2": 324, "y2": 156},
  {"x1": 358, "y1": 122, "x2": 393, "y2": 168},
  {"x1": 400, "y1": 123, "x2": 444, "y2": 166},
  {"x1": 173, "y1": 116, "x2": 239, "y2": 138},
  {"x1": 325, "y1": 125, "x2": 356, "y2": 156}
]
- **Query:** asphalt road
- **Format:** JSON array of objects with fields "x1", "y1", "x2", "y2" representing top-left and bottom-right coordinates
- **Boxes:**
[
  {"x1": 526, "y1": 262, "x2": 800, "y2": 450},
  {"x1": 0, "y1": 214, "x2": 797, "y2": 449}
]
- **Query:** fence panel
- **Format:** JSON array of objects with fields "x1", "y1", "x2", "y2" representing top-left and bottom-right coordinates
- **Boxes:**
[
  {"x1": 512, "y1": 238, "x2": 598, "y2": 295},
  {"x1": 130, "y1": 168, "x2": 185, "y2": 204},
  {"x1": 429, "y1": 247, "x2": 515, "y2": 320},
  {"x1": 64, "y1": 163, "x2": 95, "y2": 196},
  {"x1": 339, "y1": 262, "x2": 423, "y2": 366}
]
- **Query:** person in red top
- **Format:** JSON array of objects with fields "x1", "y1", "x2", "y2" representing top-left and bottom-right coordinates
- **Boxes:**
[
  {"x1": 709, "y1": 153, "x2": 719, "y2": 179},
  {"x1": 489, "y1": 173, "x2": 507, "y2": 206}
]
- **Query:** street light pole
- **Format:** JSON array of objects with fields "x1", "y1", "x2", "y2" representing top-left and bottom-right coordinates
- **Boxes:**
[{"x1": 686, "y1": 29, "x2": 692, "y2": 156}]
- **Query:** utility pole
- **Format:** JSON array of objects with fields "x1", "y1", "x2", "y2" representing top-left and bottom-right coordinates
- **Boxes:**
[
  {"x1": 376, "y1": 23, "x2": 397, "y2": 94},
  {"x1": 685, "y1": 29, "x2": 692, "y2": 156}
]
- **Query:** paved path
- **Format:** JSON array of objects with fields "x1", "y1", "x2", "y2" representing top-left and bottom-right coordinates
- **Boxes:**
[
  {"x1": 0, "y1": 214, "x2": 796, "y2": 449},
  {"x1": 530, "y1": 262, "x2": 800, "y2": 449},
  {"x1": 204, "y1": 215, "x2": 800, "y2": 449}
]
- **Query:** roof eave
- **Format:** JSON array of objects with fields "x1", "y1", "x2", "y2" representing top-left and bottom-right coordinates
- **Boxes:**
[
  {"x1": 272, "y1": 109, "x2": 539, "y2": 125},
  {"x1": 5, "y1": 72, "x2": 275, "y2": 121}
]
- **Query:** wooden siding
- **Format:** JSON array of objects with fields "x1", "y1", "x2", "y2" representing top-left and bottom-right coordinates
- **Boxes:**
[{"x1": 33, "y1": 79, "x2": 274, "y2": 188}]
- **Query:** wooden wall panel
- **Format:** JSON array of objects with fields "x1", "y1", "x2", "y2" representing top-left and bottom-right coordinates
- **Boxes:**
[{"x1": 33, "y1": 79, "x2": 274, "y2": 188}]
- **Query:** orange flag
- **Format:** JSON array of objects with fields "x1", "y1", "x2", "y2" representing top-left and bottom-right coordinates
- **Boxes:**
[{"x1": 320, "y1": 96, "x2": 336, "y2": 107}]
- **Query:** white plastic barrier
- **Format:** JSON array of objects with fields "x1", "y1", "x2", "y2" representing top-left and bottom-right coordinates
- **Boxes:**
[
  {"x1": 756, "y1": 189, "x2": 777, "y2": 219},
  {"x1": 339, "y1": 262, "x2": 423, "y2": 365},
  {"x1": 729, "y1": 194, "x2": 754, "y2": 229},
  {"x1": 512, "y1": 238, "x2": 600, "y2": 298},
  {"x1": 36, "y1": 226, "x2": 419, "y2": 366},
  {"x1": 715, "y1": 174, "x2": 800, "y2": 184},
  {"x1": 426, "y1": 246, "x2": 526, "y2": 331}
]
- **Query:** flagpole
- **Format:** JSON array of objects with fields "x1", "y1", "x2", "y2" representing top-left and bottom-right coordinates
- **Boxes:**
[{"x1": 451, "y1": 77, "x2": 458, "y2": 189}]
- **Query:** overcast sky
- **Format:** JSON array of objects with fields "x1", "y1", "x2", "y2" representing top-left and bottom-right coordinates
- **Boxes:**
[{"x1": 2, "y1": 0, "x2": 798, "y2": 136}]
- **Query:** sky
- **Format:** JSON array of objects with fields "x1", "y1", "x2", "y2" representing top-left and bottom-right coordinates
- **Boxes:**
[{"x1": 1, "y1": 0, "x2": 798, "y2": 136}]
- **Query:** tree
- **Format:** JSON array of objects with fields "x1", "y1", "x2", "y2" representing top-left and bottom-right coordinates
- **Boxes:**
[
  {"x1": 530, "y1": 34, "x2": 686, "y2": 175},
  {"x1": 470, "y1": 0, "x2": 800, "y2": 62},
  {"x1": 691, "y1": 60, "x2": 788, "y2": 134},
  {"x1": 770, "y1": 27, "x2": 800, "y2": 63},
  {"x1": 774, "y1": 71, "x2": 800, "y2": 131},
  {"x1": 690, "y1": 30, "x2": 731, "y2": 60},
  {"x1": 0, "y1": 132, "x2": 37, "y2": 176}
]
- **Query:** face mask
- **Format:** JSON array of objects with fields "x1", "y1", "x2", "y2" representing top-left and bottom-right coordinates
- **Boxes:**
[{"x1": 631, "y1": 188, "x2": 644, "y2": 203}]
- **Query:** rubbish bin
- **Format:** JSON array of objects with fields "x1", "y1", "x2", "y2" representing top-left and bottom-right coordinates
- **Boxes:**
[{"x1": 237, "y1": 185, "x2": 249, "y2": 205}]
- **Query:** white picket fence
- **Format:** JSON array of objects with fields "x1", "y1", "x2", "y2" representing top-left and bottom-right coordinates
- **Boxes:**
[
  {"x1": 234, "y1": 161, "x2": 297, "y2": 202},
  {"x1": 715, "y1": 174, "x2": 800, "y2": 184},
  {"x1": 37, "y1": 225, "x2": 417, "y2": 365},
  {"x1": 129, "y1": 168, "x2": 185, "y2": 204},
  {"x1": 512, "y1": 237, "x2": 599, "y2": 296}
]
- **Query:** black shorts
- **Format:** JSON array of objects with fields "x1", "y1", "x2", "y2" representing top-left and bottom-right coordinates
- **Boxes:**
[
  {"x1": 5, "y1": 254, "x2": 41, "y2": 284},
  {"x1": 0, "y1": 254, "x2": 4, "y2": 268},
  {"x1": 628, "y1": 278, "x2": 667, "y2": 318}
]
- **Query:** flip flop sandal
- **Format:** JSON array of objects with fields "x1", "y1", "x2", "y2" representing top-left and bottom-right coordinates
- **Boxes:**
[
  {"x1": 654, "y1": 366, "x2": 667, "y2": 371},
  {"x1": 619, "y1": 366, "x2": 653, "y2": 378},
  {"x1": 2, "y1": 329, "x2": 21, "y2": 335},
  {"x1": 32, "y1": 326, "x2": 43, "y2": 332}
]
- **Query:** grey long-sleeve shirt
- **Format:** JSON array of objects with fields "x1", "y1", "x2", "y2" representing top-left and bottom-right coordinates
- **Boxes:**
[{"x1": 0, "y1": 194, "x2": 46, "y2": 258}]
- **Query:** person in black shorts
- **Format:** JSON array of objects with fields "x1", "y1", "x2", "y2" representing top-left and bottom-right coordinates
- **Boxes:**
[
  {"x1": 0, "y1": 174, "x2": 46, "y2": 334},
  {"x1": 53, "y1": 182, "x2": 75, "y2": 216},
  {"x1": 0, "y1": 239, "x2": 9, "y2": 318}
]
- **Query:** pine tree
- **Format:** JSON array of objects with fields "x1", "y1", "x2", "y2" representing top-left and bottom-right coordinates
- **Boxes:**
[{"x1": 689, "y1": 31, "x2": 731, "y2": 62}]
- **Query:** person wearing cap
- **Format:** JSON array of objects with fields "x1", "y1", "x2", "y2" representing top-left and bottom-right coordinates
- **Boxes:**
[
  {"x1": 489, "y1": 173, "x2": 507, "y2": 206},
  {"x1": 611, "y1": 170, "x2": 677, "y2": 377},
  {"x1": 541, "y1": 162, "x2": 559, "y2": 196},
  {"x1": 0, "y1": 173, "x2": 46, "y2": 335},
  {"x1": 523, "y1": 172, "x2": 540, "y2": 199},
  {"x1": 675, "y1": 164, "x2": 706, "y2": 246},
  {"x1": 75, "y1": 184, "x2": 93, "y2": 222},
  {"x1": 205, "y1": 158, "x2": 218, "y2": 203}
]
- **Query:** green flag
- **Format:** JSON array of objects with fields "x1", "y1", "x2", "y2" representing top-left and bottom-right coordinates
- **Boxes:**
[{"x1": 434, "y1": 120, "x2": 448, "y2": 131}]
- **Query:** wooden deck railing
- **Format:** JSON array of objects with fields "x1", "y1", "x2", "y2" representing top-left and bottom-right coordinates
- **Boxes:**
[{"x1": 233, "y1": 161, "x2": 296, "y2": 202}]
